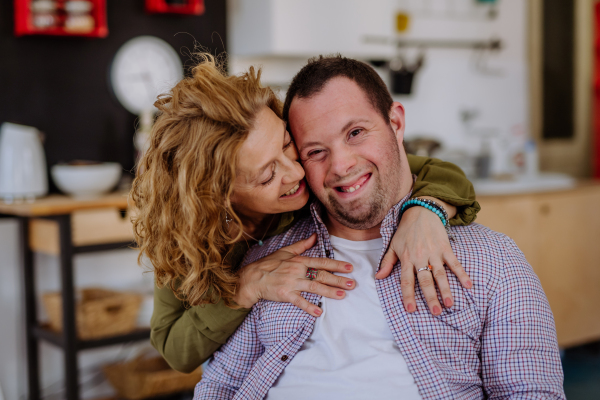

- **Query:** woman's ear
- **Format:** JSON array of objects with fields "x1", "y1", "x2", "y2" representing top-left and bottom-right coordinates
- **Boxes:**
[{"x1": 389, "y1": 102, "x2": 406, "y2": 144}]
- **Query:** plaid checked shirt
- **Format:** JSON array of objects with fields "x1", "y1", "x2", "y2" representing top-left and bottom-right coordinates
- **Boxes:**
[{"x1": 195, "y1": 193, "x2": 565, "y2": 400}]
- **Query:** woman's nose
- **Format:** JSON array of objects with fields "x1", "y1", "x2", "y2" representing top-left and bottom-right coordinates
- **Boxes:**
[{"x1": 281, "y1": 153, "x2": 305, "y2": 184}]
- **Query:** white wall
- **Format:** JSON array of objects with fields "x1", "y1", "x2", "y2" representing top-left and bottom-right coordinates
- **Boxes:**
[
  {"x1": 0, "y1": 220, "x2": 154, "y2": 400},
  {"x1": 228, "y1": 0, "x2": 530, "y2": 176},
  {"x1": 395, "y1": 0, "x2": 529, "y2": 175}
]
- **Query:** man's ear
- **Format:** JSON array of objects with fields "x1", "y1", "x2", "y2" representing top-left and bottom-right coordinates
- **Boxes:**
[{"x1": 389, "y1": 102, "x2": 406, "y2": 145}]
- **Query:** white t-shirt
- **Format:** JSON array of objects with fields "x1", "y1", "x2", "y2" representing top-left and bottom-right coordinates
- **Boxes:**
[{"x1": 266, "y1": 235, "x2": 422, "y2": 400}]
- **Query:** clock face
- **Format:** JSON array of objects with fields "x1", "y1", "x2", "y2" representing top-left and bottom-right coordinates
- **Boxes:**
[{"x1": 110, "y1": 36, "x2": 183, "y2": 114}]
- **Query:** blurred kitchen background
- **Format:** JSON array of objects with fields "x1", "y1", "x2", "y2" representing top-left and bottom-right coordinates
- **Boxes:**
[{"x1": 1, "y1": 0, "x2": 599, "y2": 399}]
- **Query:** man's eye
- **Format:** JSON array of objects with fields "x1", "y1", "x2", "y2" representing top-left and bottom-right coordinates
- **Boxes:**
[
  {"x1": 307, "y1": 150, "x2": 323, "y2": 158},
  {"x1": 349, "y1": 129, "x2": 363, "y2": 138}
]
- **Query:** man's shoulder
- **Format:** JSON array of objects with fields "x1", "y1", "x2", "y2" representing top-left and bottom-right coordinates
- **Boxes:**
[
  {"x1": 449, "y1": 223, "x2": 538, "y2": 291},
  {"x1": 450, "y1": 222, "x2": 527, "y2": 261},
  {"x1": 241, "y1": 217, "x2": 316, "y2": 267}
]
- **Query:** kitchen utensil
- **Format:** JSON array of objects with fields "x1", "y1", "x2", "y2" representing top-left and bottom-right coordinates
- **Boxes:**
[
  {"x1": 0, "y1": 122, "x2": 48, "y2": 203},
  {"x1": 404, "y1": 137, "x2": 441, "y2": 157},
  {"x1": 51, "y1": 162, "x2": 122, "y2": 197},
  {"x1": 389, "y1": 52, "x2": 424, "y2": 95}
]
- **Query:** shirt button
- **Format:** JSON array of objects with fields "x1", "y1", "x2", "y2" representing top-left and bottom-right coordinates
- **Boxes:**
[
  {"x1": 281, "y1": 355, "x2": 288, "y2": 361},
  {"x1": 325, "y1": 250, "x2": 331, "y2": 257}
]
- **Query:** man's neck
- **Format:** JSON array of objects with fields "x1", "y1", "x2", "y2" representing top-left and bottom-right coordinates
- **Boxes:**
[
  {"x1": 324, "y1": 189, "x2": 412, "y2": 241},
  {"x1": 325, "y1": 214, "x2": 382, "y2": 240}
]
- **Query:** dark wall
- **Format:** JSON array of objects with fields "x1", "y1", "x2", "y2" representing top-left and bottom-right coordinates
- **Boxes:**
[
  {"x1": 542, "y1": 0, "x2": 574, "y2": 139},
  {"x1": 0, "y1": 0, "x2": 226, "y2": 188}
]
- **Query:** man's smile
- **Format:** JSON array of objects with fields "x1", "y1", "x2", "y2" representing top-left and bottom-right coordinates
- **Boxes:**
[{"x1": 332, "y1": 173, "x2": 372, "y2": 197}]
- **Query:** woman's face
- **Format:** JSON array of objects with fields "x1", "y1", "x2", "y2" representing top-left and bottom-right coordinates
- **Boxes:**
[{"x1": 231, "y1": 106, "x2": 309, "y2": 220}]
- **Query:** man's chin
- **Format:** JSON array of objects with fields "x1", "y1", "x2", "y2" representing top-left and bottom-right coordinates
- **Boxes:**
[{"x1": 327, "y1": 203, "x2": 386, "y2": 231}]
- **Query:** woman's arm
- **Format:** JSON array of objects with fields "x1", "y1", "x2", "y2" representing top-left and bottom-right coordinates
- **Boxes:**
[
  {"x1": 407, "y1": 154, "x2": 480, "y2": 225},
  {"x1": 377, "y1": 154, "x2": 480, "y2": 315},
  {"x1": 151, "y1": 235, "x2": 353, "y2": 373},
  {"x1": 150, "y1": 284, "x2": 250, "y2": 373}
]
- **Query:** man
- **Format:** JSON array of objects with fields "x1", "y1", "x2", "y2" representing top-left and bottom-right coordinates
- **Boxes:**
[{"x1": 194, "y1": 56, "x2": 565, "y2": 399}]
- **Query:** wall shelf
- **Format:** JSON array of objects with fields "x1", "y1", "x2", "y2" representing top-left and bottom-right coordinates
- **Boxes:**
[
  {"x1": 363, "y1": 35, "x2": 502, "y2": 51},
  {"x1": 145, "y1": 0, "x2": 204, "y2": 15},
  {"x1": 14, "y1": 0, "x2": 108, "y2": 38}
]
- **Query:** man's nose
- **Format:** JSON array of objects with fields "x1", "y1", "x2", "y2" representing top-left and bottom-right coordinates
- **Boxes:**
[{"x1": 329, "y1": 145, "x2": 357, "y2": 178}]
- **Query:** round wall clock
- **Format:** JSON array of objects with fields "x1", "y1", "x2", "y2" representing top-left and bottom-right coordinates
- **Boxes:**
[{"x1": 110, "y1": 36, "x2": 183, "y2": 114}]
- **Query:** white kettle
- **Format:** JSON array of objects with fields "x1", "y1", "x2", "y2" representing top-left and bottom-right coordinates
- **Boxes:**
[{"x1": 0, "y1": 122, "x2": 48, "y2": 203}]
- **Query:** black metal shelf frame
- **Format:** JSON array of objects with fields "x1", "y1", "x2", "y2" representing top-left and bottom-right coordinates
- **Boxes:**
[{"x1": 9, "y1": 213, "x2": 148, "y2": 400}]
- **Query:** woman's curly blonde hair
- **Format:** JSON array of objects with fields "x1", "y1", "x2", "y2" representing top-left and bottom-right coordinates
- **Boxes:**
[{"x1": 130, "y1": 54, "x2": 282, "y2": 307}]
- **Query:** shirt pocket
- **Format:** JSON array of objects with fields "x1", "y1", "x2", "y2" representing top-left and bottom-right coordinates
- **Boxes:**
[
  {"x1": 433, "y1": 306, "x2": 481, "y2": 342},
  {"x1": 409, "y1": 304, "x2": 482, "y2": 377}
]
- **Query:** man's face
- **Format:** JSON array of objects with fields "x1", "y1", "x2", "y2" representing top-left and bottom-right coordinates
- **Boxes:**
[{"x1": 288, "y1": 77, "x2": 409, "y2": 230}]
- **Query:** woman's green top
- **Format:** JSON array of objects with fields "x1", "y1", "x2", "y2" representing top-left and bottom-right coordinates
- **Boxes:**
[{"x1": 150, "y1": 155, "x2": 480, "y2": 373}]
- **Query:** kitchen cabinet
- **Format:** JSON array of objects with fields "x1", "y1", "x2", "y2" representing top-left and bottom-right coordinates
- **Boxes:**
[
  {"x1": 475, "y1": 182, "x2": 600, "y2": 347},
  {"x1": 227, "y1": 0, "x2": 396, "y2": 59}
]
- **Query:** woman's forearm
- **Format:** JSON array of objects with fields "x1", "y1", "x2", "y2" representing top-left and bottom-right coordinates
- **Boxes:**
[
  {"x1": 407, "y1": 154, "x2": 480, "y2": 226},
  {"x1": 151, "y1": 284, "x2": 250, "y2": 372},
  {"x1": 417, "y1": 196, "x2": 457, "y2": 219}
]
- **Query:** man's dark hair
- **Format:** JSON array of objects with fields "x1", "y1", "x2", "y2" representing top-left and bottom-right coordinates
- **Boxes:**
[{"x1": 282, "y1": 54, "x2": 394, "y2": 125}]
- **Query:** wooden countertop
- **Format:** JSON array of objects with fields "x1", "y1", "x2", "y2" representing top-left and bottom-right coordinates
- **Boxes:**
[
  {"x1": 476, "y1": 179, "x2": 600, "y2": 199},
  {"x1": 2, "y1": 180, "x2": 598, "y2": 217},
  {"x1": 0, "y1": 191, "x2": 130, "y2": 217}
]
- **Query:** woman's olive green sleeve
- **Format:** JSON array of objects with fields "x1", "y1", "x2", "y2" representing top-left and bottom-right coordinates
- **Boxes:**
[
  {"x1": 408, "y1": 154, "x2": 480, "y2": 226},
  {"x1": 150, "y1": 284, "x2": 250, "y2": 373}
]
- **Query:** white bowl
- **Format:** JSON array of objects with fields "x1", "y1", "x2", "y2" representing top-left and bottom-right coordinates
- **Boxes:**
[{"x1": 51, "y1": 162, "x2": 122, "y2": 198}]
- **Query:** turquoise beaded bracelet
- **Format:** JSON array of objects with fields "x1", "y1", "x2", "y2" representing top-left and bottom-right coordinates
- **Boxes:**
[{"x1": 400, "y1": 198, "x2": 454, "y2": 240}]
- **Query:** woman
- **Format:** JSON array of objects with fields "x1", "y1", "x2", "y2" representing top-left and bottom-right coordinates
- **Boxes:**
[{"x1": 130, "y1": 55, "x2": 479, "y2": 373}]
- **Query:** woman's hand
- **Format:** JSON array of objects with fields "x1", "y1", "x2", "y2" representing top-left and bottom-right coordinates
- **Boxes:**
[
  {"x1": 376, "y1": 197, "x2": 472, "y2": 316},
  {"x1": 234, "y1": 233, "x2": 355, "y2": 317}
]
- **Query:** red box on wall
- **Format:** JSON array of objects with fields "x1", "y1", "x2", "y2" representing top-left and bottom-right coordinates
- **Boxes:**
[
  {"x1": 145, "y1": 0, "x2": 204, "y2": 15},
  {"x1": 14, "y1": 0, "x2": 108, "y2": 38}
]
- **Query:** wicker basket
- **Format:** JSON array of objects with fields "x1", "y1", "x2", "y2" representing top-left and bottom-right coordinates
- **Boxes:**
[
  {"x1": 42, "y1": 288, "x2": 142, "y2": 340},
  {"x1": 103, "y1": 355, "x2": 202, "y2": 400}
]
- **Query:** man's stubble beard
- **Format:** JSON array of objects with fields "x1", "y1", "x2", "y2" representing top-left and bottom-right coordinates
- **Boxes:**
[
  {"x1": 326, "y1": 170, "x2": 388, "y2": 230},
  {"x1": 324, "y1": 136, "x2": 404, "y2": 231}
]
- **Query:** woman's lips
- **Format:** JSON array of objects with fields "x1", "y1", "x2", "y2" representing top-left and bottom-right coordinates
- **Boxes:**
[{"x1": 280, "y1": 179, "x2": 306, "y2": 199}]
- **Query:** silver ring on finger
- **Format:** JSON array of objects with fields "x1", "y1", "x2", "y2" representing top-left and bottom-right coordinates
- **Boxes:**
[
  {"x1": 416, "y1": 265, "x2": 432, "y2": 274},
  {"x1": 306, "y1": 267, "x2": 318, "y2": 280}
]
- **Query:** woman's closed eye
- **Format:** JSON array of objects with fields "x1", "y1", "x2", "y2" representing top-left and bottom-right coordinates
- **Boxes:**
[
  {"x1": 283, "y1": 138, "x2": 294, "y2": 150},
  {"x1": 262, "y1": 164, "x2": 276, "y2": 186}
]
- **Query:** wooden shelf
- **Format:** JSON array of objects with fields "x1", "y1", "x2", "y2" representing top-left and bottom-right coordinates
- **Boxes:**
[
  {"x1": 0, "y1": 191, "x2": 129, "y2": 217},
  {"x1": 33, "y1": 325, "x2": 150, "y2": 350}
]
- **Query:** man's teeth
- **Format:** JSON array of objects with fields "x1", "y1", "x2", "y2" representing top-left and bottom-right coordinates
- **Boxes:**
[
  {"x1": 283, "y1": 183, "x2": 300, "y2": 197},
  {"x1": 341, "y1": 183, "x2": 361, "y2": 193}
]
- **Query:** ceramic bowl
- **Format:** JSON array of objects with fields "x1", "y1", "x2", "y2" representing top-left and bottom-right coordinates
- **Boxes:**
[{"x1": 51, "y1": 162, "x2": 122, "y2": 198}]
